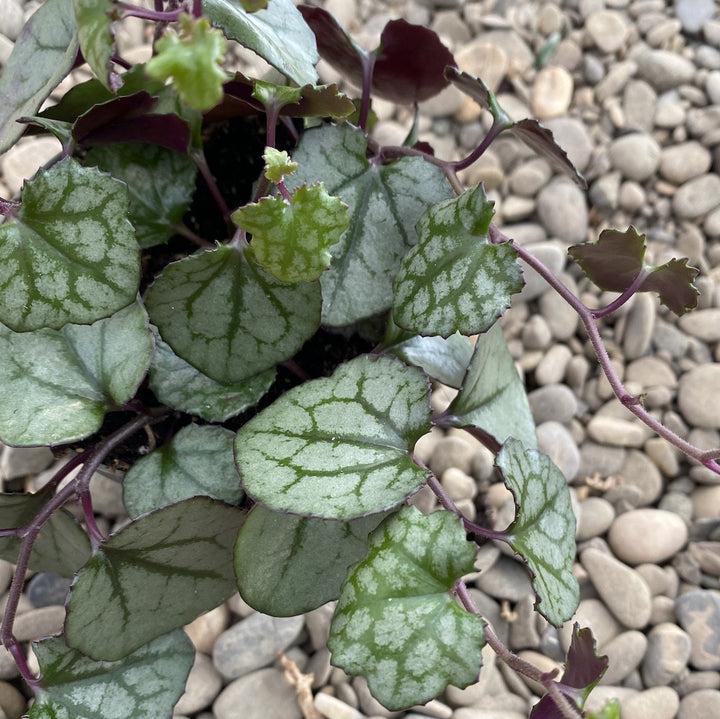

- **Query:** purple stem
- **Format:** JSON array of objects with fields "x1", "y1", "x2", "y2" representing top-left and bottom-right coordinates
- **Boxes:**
[
  {"x1": 117, "y1": 2, "x2": 184, "y2": 22},
  {"x1": 591, "y1": 269, "x2": 649, "y2": 320},
  {"x1": 452, "y1": 121, "x2": 505, "y2": 173},
  {"x1": 455, "y1": 582, "x2": 582, "y2": 719},
  {"x1": 358, "y1": 54, "x2": 377, "y2": 132},
  {"x1": 171, "y1": 222, "x2": 213, "y2": 248},
  {"x1": 0, "y1": 198, "x2": 20, "y2": 218},
  {"x1": 493, "y1": 225, "x2": 720, "y2": 476},
  {"x1": 191, "y1": 149, "x2": 231, "y2": 218}
]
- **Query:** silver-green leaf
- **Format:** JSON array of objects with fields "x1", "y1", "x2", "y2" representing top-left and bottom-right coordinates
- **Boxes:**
[
  {"x1": 234, "y1": 505, "x2": 390, "y2": 616},
  {"x1": 329, "y1": 506, "x2": 485, "y2": 710},
  {"x1": 65, "y1": 497, "x2": 245, "y2": 660},
  {"x1": 123, "y1": 424, "x2": 242, "y2": 518},
  {"x1": 203, "y1": 0, "x2": 318, "y2": 87},
  {"x1": 0, "y1": 0, "x2": 78, "y2": 153},
  {"x1": 145, "y1": 244, "x2": 321, "y2": 384},
  {"x1": 235, "y1": 354, "x2": 431, "y2": 519},
  {"x1": 447, "y1": 322, "x2": 537, "y2": 449},
  {"x1": 0, "y1": 302, "x2": 153, "y2": 446},
  {"x1": 496, "y1": 438, "x2": 580, "y2": 627},
  {"x1": 287, "y1": 124, "x2": 454, "y2": 326},
  {"x1": 0, "y1": 158, "x2": 140, "y2": 331},
  {"x1": 393, "y1": 183, "x2": 524, "y2": 337},
  {"x1": 149, "y1": 329, "x2": 275, "y2": 422},
  {"x1": 29, "y1": 631, "x2": 194, "y2": 719}
]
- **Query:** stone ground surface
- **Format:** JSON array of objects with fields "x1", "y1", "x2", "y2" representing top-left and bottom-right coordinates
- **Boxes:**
[{"x1": 1, "y1": 0, "x2": 720, "y2": 718}]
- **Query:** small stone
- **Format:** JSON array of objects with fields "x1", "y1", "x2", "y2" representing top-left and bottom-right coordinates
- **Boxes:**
[
  {"x1": 516, "y1": 241, "x2": 565, "y2": 302},
  {"x1": 536, "y1": 180, "x2": 589, "y2": 242},
  {"x1": 213, "y1": 667, "x2": 302, "y2": 719},
  {"x1": 599, "y1": 631, "x2": 648, "y2": 685},
  {"x1": 509, "y1": 158, "x2": 552, "y2": 197},
  {"x1": 577, "y1": 442, "x2": 627, "y2": 480},
  {"x1": 678, "y1": 364, "x2": 720, "y2": 428},
  {"x1": 307, "y1": 647, "x2": 332, "y2": 689},
  {"x1": 622, "y1": 80, "x2": 657, "y2": 132},
  {"x1": 576, "y1": 497, "x2": 615, "y2": 541},
  {"x1": 676, "y1": 590, "x2": 720, "y2": 669},
  {"x1": 676, "y1": 0, "x2": 716, "y2": 33},
  {"x1": 581, "y1": 547, "x2": 652, "y2": 629},
  {"x1": 688, "y1": 542, "x2": 720, "y2": 576},
  {"x1": 26, "y1": 573, "x2": 72, "y2": 608},
  {"x1": 637, "y1": 49, "x2": 697, "y2": 90},
  {"x1": 622, "y1": 293, "x2": 656, "y2": 360},
  {"x1": 441, "y1": 467, "x2": 476, "y2": 501},
  {"x1": 12, "y1": 606, "x2": 64, "y2": 641},
  {"x1": 586, "y1": 10, "x2": 629, "y2": 53},
  {"x1": 0, "y1": 445, "x2": 53, "y2": 481},
  {"x1": 619, "y1": 451, "x2": 663, "y2": 507},
  {"x1": 531, "y1": 66, "x2": 574, "y2": 119},
  {"x1": 212, "y1": 613, "x2": 304, "y2": 680},
  {"x1": 536, "y1": 421, "x2": 580, "y2": 482},
  {"x1": 456, "y1": 40, "x2": 507, "y2": 95},
  {"x1": 0, "y1": 680, "x2": 26, "y2": 719},
  {"x1": 608, "y1": 509, "x2": 688, "y2": 564},
  {"x1": 651, "y1": 595, "x2": 678, "y2": 625},
  {"x1": 543, "y1": 118, "x2": 594, "y2": 174},
  {"x1": 673, "y1": 174, "x2": 720, "y2": 219},
  {"x1": 528, "y1": 384, "x2": 577, "y2": 424},
  {"x1": 474, "y1": 555, "x2": 534, "y2": 602},
  {"x1": 184, "y1": 604, "x2": 230, "y2": 654},
  {"x1": 678, "y1": 689, "x2": 720, "y2": 719},
  {"x1": 586, "y1": 416, "x2": 648, "y2": 447},
  {"x1": 679, "y1": 309, "x2": 720, "y2": 343},
  {"x1": 618, "y1": 181, "x2": 647, "y2": 213},
  {"x1": 608, "y1": 133, "x2": 661, "y2": 181},
  {"x1": 659, "y1": 141, "x2": 712, "y2": 184},
  {"x1": 174, "y1": 652, "x2": 223, "y2": 715},
  {"x1": 642, "y1": 622, "x2": 692, "y2": 686},
  {"x1": 539, "y1": 284, "x2": 580, "y2": 340},
  {"x1": 0, "y1": 0, "x2": 24, "y2": 40},
  {"x1": 429, "y1": 436, "x2": 477, "y2": 478},
  {"x1": 622, "y1": 686, "x2": 679, "y2": 719},
  {"x1": 692, "y1": 485, "x2": 720, "y2": 519},
  {"x1": 625, "y1": 356, "x2": 677, "y2": 389},
  {"x1": 0, "y1": 646, "x2": 18, "y2": 681},
  {"x1": 315, "y1": 692, "x2": 364, "y2": 719},
  {"x1": 516, "y1": 651, "x2": 563, "y2": 696}
]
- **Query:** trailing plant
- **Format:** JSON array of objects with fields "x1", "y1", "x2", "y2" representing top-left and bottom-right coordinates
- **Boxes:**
[{"x1": 0, "y1": 2, "x2": 714, "y2": 718}]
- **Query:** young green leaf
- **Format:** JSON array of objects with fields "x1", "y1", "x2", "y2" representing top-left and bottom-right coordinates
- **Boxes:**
[
  {"x1": 149, "y1": 330, "x2": 275, "y2": 422},
  {"x1": 0, "y1": 302, "x2": 153, "y2": 446},
  {"x1": 204, "y1": 0, "x2": 318, "y2": 87},
  {"x1": 235, "y1": 354, "x2": 431, "y2": 519},
  {"x1": 72, "y1": 0, "x2": 118, "y2": 91},
  {"x1": 287, "y1": 123, "x2": 454, "y2": 325},
  {"x1": 329, "y1": 506, "x2": 485, "y2": 710},
  {"x1": 0, "y1": 157, "x2": 140, "y2": 332},
  {"x1": 145, "y1": 244, "x2": 321, "y2": 384},
  {"x1": 496, "y1": 439, "x2": 580, "y2": 627},
  {"x1": 234, "y1": 184, "x2": 348, "y2": 282},
  {"x1": 19, "y1": 116, "x2": 74, "y2": 145},
  {"x1": 393, "y1": 183, "x2": 524, "y2": 337},
  {"x1": 446, "y1": 322, "x2": 537, "y2": 449},
  {"x1": 65, "y1": 497, "x2": 245, "y2": 661},
  {"x1": 0, "y1": 492, "x2": 91, "y2": 577},
  {"x1": 382, "y1": 317, "x2": 474, "y2": 389},
  {"x1": 145, "y1": 15, "x2": 226, "y2": 111},
  {"x1": 123, "y1": 424, "x2": 241, "y2": 518},
  {"x1": 263, "y1": 147, "x2": 297, "y2": 183},
  {"x1": 568, "y1": 227, "x2": 699, "y2": 315},
  {"x1": 84, "y1": 143, "x2": 197, "y2": 248},
  {"x1": 234, "y1": 505, "x2": 390, "y2": 616},
  {"x1": 0, "y1": 0, "x2": 78, "y2": 153},
  {"x1": 29, "y1": 630, "x2": 194, "y2": 719}
]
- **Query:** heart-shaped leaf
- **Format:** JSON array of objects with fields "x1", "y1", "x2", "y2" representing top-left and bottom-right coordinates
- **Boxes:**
[
  {"x1": 328, "y1": 506, "x2": 485, "y2": 710},
  {"x1": 234, "y1": 183, "x2": 349, "y2": 282},
  {"x1": 0, "y1": 0, "x2": 78, "y2": 153},
  {"x1": 496, "y1": 439, "x2": 579, "y2": 627},
  {"x1": 84, "y1": 143, "x2": 197, "y2": 248},
  {"x1": 393, "y1": 183, "x2": 523, "y2": 337},
  {"x1": 0, "y1": 492, "x2": 91, "y2": 576},
  {"x1": 446, "y1": 322, "x2": 537, "y2": 449},
  {"x1": 445, "y1": 68, "x2": 586, "y2": 188},
  {"x1": 234, "y1": 505, "x2": 390, "y2": 616},
  {"x1": 146, "y1": 15, "x2": 227, "y2": 111},
  {"x1": 148, "y1": 329, "x2": 275, "y2": 422},
  {"x1": 123, "y1": 424, "x2": 241, "y2": 518},
  {"x1": 204, "y1": 0, "x2": 318, "y2": 87},
  {"x1": 235, "y1": 354, "x2": 431, "y2": 519},
  {"x1": 0, "y1": 157, "x2": 140, "y2": 332},
  {"x1": 29, "y1": 631, "x2": 194, "y2": 719},
  {"x1": 568, "y1": 227, "x2": 699, "y2": 315},
  {"x1": 73, "y1": 0, "x2": 118, "y2": 91},
  {"x1": 145, "y1": 244, "x2": 321, "y2": 384},
  {"x1": 287, "y1": 123, "x2": 454, "y2": 326},
  {"x1": 0, "y1": 302, "x2": 153, "y2": 446},
  {"x1": 65, "y1": 497, "x2": 245, "y2": 660}
]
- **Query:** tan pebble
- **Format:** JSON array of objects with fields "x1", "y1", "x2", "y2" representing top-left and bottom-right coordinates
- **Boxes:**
[
  {"x1": 184, "y1": 603, "x2": 230, "y2": 654},
  {"x1": 531, "y1": 66, "x2": 573, "y2": 119},
  {"x1": 12, "y1": 606, "x2": 64, "y2": 642},
  {"x1": 622, "y1": 686, "x2": 679, "y2": 719},
  {"x1": 0, "y1": 681, "x2": 25, "y2": 719},
  {"x1": 608, "y1": 509, "x2": 688, "y2": 565}
]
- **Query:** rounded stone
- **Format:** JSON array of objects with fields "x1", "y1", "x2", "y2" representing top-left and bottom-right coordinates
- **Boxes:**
[
  {"x1": 679, "y1": 309, "x2": 720, "y2": 343},
  {"x1": 619, "y1": 451, "x2": 663, "y2": 507},
  {"x1": 543, "y1": 118, "x2": 594, "y2": 173},
  {"x1": 673, "y1": 174, "x2": 720, "y2": 220},
  {"x1": 441, "y1": 467, "x2": 476, "y2": 501},
  {"x1": 675, "y1": 590, "x2": 720, "y2": 670},
  {"x1": 622, "y1": 686, "x2": 679, "y2": 719},
  {"x1": 641, "y1": 623, "x2": 692, "y2": 686},
  {"x1": 576, "y1": 497, "x2": 615, "y2": 541},
  {"x1": 429, "y1": 436, "x2": 477, "y2": 478},
  {"x1": 13, "y1": 606, "x2": 64, "y2": 642},
  {"x1": 528, "y1": 384, "x2": 577, "y2": 425},
  {"x1": 678, "y1": 689, "x2": 720, "y2": 719},
  {"x1": 691, "y1": 485, "x2": 720, "y2": 519},
  {"x1": 608, "y1": 509, "x2": 688, "y2": 565},
  {"x1": 0, "y1": 680, "x2": 26, "y2": 719},
  {"x1": 659, "y1": 141, "x2": 712, "y2": 185},
  {"x1": 531, "y1": 66, "x2": 573, "y2": 119},
  {"x1": 214, "y1": 668, "x2": 302, "y2": 719},
  {"x1": 678, "y1": 364, "x2": 720, "y2": 428},
  {"x1": 536, "y1": 180, "x2": 588, "y2": 242},
  {"x1": 184, "y1": 604, "x2": 230, "y2": 654},
  {"x1": 536, "y1": 421, "x2": 580, "y2": 482},
  {"x1": 637, "y1": 49, "x2": 697, "y2": 90},
  {"x1": 599, "y1": 631, "x2": 648, "y2": 685},
  {"x1": 174, "y1": 652, "x2": 223, "y2": 715},
  {"x1": 586, "y1": 10, "x2": 629, "y2": 53},
  {"x1": 608, "y1": 133, "x2": 661, "y2": 181}
]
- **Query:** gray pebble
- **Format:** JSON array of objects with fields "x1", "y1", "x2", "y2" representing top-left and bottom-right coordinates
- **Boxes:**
[
  {"x1": 474, "y1": 555, "x2": 534, "y2": 602},
  {"x1": 543, "y1": 117, "x2": 594, "y2": 174},
  {"x1": 528, "y1": 384, "x2": 577, "y2": 424},
  {"x1": 534, "y1": 343, "x2": 572, "y2": 386},
  {"x1": 429, "y1": 436, "x2": 477, "y2": 478},
  {"x1": 599, "y1": 631, "x2": 648, "y2": 685},
  {"x1": 174, "y1": 652, "x2": 222, "y2": 715},
  {"x1": 0, "y1": 0, "x2": 24, "y2": 40},
  {"x1": 642, "y1": 622, "x2": 692, "y2": 686},
  {"x1": 508, "y1": 158, "x2": 552, "y2": 197},
  {"x1": 678, "y1": 364, "x2": 720, "y2": 428},
  {"x1": 537, "y1": 420, "x2": 580, "y2": 481},
  {"x1": 676, "y1": 590, "x2": 720, "y2": 669},
  {"x1": 516, "y1": 241, "x2": 565, "y2": 302},
  {"x1": 213, "y1": 667, "x2": 302, "y2": 719},
  {"x1": 608, "y1": 133, "x2": 661, "y2": 181},
  {"x1": 212, "y1": 613, "x2": 304, "y2": 680},
  {"x1": 676, "y1": 0, "x2": 716, "y2": 33},
  {"x1": 13, "y1": 606, "x2": 64, "y2": 642},
  {"x1": 622, "y1": 686, "x2": 679, "y2": 719},
  {"x1": 637, "y1": 49, "x2": 697, "y2": 90},
  {"x1": 586, "y1": 415, "x2": 649, "y2": 448},
  {"x1": 26, "y1": 573, "x2": 72, "y2": 608},
  {"x1": 577, "y1": 442, "x2": 627, "y2": 480},
  {"x1": 623, "y1": 80, "x2": 657, "y2": 133},
  {"x1": 0, "y1": 445, "x2": 53, "y2": 481},
  {"x1": 576, "y1": 496, "x2": 615, "y2": 541},
  {"x1": 536, "y1": 180, "x2": 589, "y2": 243},
  {"x1": 659, "y1": 141, "x2": 712, "y2": 184},
  {"x1": 678, "y1": 308, "x2": 720, "y2": 343},
  {"x1": 625, "y1": 356, "x2": 677, "y2": 389},
  {"x1": 678, "y1": 688, "x2": 720, "y2": 719},
  {"x1": 608, "y1": 509, "x2": 688, "y2": 564},
  {"x1": 650, "y1": 595, "x2": 678, "y2": 625},
  {"x1": 619, "y1": 450, "x2": 663, "y2": 507},
  {"x1": 673, "y1": 174, "x2": 720, "y2": 219},
  {"x1": 621, "y1": 293, "x2": 656, "y2": 360},
  {"x1": 539, "y1": 283, "x2": 580, "y2": 340}
]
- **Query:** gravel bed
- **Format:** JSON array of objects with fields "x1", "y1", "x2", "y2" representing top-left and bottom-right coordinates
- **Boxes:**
[{"x1": 1, "y1": 1, "x2": 720, "y2": 718}]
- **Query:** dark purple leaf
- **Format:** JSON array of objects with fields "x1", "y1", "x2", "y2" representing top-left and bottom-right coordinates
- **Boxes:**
[
  {"x1": 530, "y1": 624, "x2": 608, "y2": 719},
  {"x1": 73, "y1": 91, "x2": 157, "y2": 140},
  {"x1": 569, "y1": 227, "x2": 699, "y2": 315},
  {"x1": 298, "y1": 5, "x2": 366, "y2": 88},
  {"x1": 371, "y1": 20, "x2": 455, "y2": 104}
]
